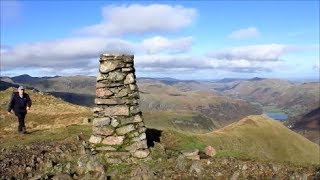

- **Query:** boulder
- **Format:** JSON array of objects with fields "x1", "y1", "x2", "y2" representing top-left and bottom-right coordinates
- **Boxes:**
[{"x1": 204, "y1": 146, "x2": 216, "y2": 157}]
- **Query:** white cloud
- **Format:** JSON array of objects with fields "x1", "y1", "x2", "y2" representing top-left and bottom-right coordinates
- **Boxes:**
[
  {"x1": 229, "y1": 27, "x2": 260, "y2": 40},
  {"x1": 142, "y1": 36, "x2": 193, "y2": 54},
  {"x1": 134, "y1": 54, "x2": 283, "y2": 73},
  {"x1": 208, "y1": 44, "x2": 293, "y2": 61},
  {"x1": 1, "y1": 35, "x2": 194, "y2": 72},
  {"x1": 78, "y1": 4, "x2": 197, "y2": 36},
  {"x1": 1, "y1": 37, "x2": 137, "y2": 69}
]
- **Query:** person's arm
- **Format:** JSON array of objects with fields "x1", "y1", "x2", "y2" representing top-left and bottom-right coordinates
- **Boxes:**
[
  {"x1": 26, "y1": 94, "x2": 32, "y2": 110},
  {"x1": 7, "y1": 93, "x2": 15, "y2": 113}
]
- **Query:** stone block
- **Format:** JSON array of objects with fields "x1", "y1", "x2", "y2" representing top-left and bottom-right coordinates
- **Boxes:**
[
  {"x1": 96, "y1": 88, "x2": 113, "y2": 98},
  {"x1": 130, "y1": 105, "x2": 141, "y2": 115},
  {"x1": 125, "y1": 63, "x2": 133, "y2": 67},
  {"x1": 134, "y1": 114, "x2": 143, "y2": 123},
  {"x1": 100, "y1": 81, "x2": 124, "y2": 87},
  {"x1": 124, "y1": 73, "x2": 135, "y2": 84},
  {"x1": 132, "y1": 133, "x2": 147, "y2": 142},
  {"x1": 95, "y1": 98, "x2": 126, "y2": 105},
  {"x1": 100, "y1": 61, "x2": 125, "y2": 73},
  {"x1": 96, "y1": 146, "x2": 117, "y2": 151},
  {"x1": 128, "y1": 92, "x2": 140, "y2": 99},
  {"x1": 89, "y1": 135, "x2": 102, "y2": 144},
  {"x1": 115, "y1": 87, "x2": 129, "y2": 97},
  {"x1": 102, "y1": 136, "x2": 125, "y2": 145},
  {"x1": 103, "y1": 105, "x2": 130, "y2": 116},
  {"x1": 111, "y1": 118, "x2": 119, "y2": 127},
  {"x1": 119, "y1": 114, "x2": 142, "y2": 125},
  {"x1": 107, "y1": 71, "x2": 126, "y2": 82},
  {"x1": 138, "y1": 127, "x2": 147, "y2": 134},
  {"x1": 128, "y1": 131, "x2": 140, "y2": 138},
  {"x1": 93, "y1": 117, "x2": 111, "y2": 127},
  {"x1": 125, "y1": 99, "x2": 139, "y2": 105},
  {"x1": 123, "y1": 55, "x2": 134, "y2": 62},
  {"x1": 100, "y1": 54, "x2": 115, "y2": 61},
  {"x1": 92, "y1": 107, "x2": 103, "y2": 113},
  {"x1": 122, "y1": 67, "x2": 133, "y2": 72},
  {"x1": 132, "y1": 149, "x2": 150, "y2": 158},
  {"x1": 97, "y1": 73, "x2": 108, "y2": 81},
  {"x1": 116, "y1": 124, "x2": 135, "y2": 135},
  {"x1": 129, "y1": 84, "x2": 137, "y2": 91},
  {"x1": 93, "y1": 127, "x2": 114, "y2": 136},
  {"x1": 204, "y1": 146, "x2": 216, "y2": 157},
  {"x1": 125, "y1": 140, "x2": 148, "y2": 152},
  {"x1": 182, "y1": 149, "x2": 199, "y2": 157}
]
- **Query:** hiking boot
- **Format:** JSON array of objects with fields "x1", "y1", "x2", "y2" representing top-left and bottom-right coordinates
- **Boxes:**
[{"x1": 22, "y1": 127, "x2": 27, "y2": 134}]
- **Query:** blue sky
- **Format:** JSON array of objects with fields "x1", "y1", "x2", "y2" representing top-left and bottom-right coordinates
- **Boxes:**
[{"x1": 1, "y1": 0, "x2": 319, "y2": 80}]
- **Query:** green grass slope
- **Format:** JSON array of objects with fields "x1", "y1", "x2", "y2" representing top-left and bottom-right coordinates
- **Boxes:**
[
  {"x1": 0, "y1": 88, "x2": 92, "y2": 147},
  {"x1": 161, "y1": 115, "x2": 320, "y2": 165}
]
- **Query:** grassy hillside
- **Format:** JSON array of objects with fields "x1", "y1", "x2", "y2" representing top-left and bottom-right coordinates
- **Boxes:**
[
  {"x1": 161, "y1": 115, "x2": 320, "y2": 165},
  {"x1": 0, "y1": 88, "x2": 92, "y2": 147},
  {"x1": 139, "y1": 82, "x2": 262, "y2": 128},
  {"x1": 224, "y1": 79, "x2": 320, "y2": 119}
]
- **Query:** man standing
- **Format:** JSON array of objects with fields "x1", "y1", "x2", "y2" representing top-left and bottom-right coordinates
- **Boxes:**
[{"x1": 7, "y1": 86, "x2": 32, "y2": 134}]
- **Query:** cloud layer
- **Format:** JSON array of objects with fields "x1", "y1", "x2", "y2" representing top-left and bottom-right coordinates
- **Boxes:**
[
  {"x1": 229, "y1": 27, "x2": 260, "y2": 39},
  {"x1": 78, "y1": 4, "x2": 197, "y2": 36},
  {"x1": 1, "y1": 3, "x2": 316, "y2": 78},
  {"x1": 208, "y1": 44, "x2": 293, "y2": 61}
]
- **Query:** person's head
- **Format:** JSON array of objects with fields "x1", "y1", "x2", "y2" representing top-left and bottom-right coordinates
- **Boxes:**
[{"x1": 18, "y1": 86, "x2": 24, "y2": 94}]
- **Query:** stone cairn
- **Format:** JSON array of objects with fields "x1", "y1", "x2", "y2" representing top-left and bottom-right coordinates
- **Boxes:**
[{"x1": 89, "y1": 54, "x2": 150, "y2": 163}]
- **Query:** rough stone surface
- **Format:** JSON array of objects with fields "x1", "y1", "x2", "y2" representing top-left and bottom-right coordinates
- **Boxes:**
[
  {"x1": 130, "y1": 105, "x2": 141, "y2": 115},
  {"x1": 182, "y1": 149, "x2": 199, "y2": 158},
  {"x1": 115, "y1": 87, "x2": 129, "y2": 97},
  {"x1": 105, "y1": 152, "x2": 131, "y2": 158},
  {"x1": 100, "y1": 61, "x2": 125, "y2": 73},
  {"x1": 91, "y1": 54, "x2": 149, "y2": 160},
  {"x1": 132, "y1": 133, "x2": 147, "y2": 142},
  {"x1": 97, "y1": 73, "x2": 107, "y2": 81},
  {"x1": 111, "y1": 118, "x2": 119, "y2": 127},
  {"x1": 116, "y1": 124, "x2": 135, "y2": 135},
  {"x1": 93, "y1": 117, "x2": 111, "y2": 127},
  {"x1": 122, "y1": 67, "x2": 133, "y2": 72},
  {"x1": 124, "y1": 73, "x2": 135, "y2": 84},
  {"x1": 89, "y1": 135, "x2": 102, "y2": 144},
  {"x1": 103, "y1": 105, "x2": 130, "y2": 116},
  {"x1": 93, "y1": 127, "x2": 114, "y2": 136},
  {"x1": 95, "y1": 98, "x2": 126, "y2": 105},
  {"x1": 125, "y1": 140, "x2": 148, "y2": 152},
  {"x1": 96, "y1": 88, "x2": 113, "y2": 98},
  {"x1": 132, "y1": 149, "x2": 150, "y2": 158},
  {"x1": 96, "y1": 146, "x2": 116, "y2": 151},
  {"x1": 204, "y1": 146, "x2": 216, "y2": 157},
  {"x1": 107, "y1": 71, "x2": 126, "y2": 82},
  {"x1": 102, "y1": 136, "x2": 125, "y2": 145},
  {"x1": 134, "y1": 114, "x2": 143, "y2": 123},
  {"x1": 129, "y1": 84, "x2": 137, "y2": 91}
]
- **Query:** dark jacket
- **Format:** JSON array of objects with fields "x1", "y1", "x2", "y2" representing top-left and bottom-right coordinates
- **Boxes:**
[{"x1": 7, "y1": 92, "x2": 32, "y2": 114}]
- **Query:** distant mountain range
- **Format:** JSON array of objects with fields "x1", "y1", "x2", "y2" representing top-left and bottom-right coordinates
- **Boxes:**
[{"x1": 1, "y1": 74, "x2": 319, "y2": 141}]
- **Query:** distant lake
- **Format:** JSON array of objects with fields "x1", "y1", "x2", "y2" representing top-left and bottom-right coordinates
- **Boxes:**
[{"x1": 265, "y1": 112, "x2": 288, "y2": 121}]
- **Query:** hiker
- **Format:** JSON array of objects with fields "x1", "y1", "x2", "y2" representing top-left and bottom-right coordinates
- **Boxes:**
[{"x1": 7, "y1": 86, "x2": 32, "y2": 134}]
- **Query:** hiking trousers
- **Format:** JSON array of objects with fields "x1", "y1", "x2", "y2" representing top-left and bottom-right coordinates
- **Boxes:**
[{"x1": 15, "y1": 112, "x2": 26, "y2": 132}]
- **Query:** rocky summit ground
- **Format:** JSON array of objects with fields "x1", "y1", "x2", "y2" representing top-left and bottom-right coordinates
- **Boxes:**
[{"x1": 0, "y1": 136, "x2": 319, "y2": 180}]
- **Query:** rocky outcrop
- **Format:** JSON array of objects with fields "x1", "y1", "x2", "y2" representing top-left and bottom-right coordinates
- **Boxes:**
[{"x1": 89, "y1": 54, "x2": 149, "y2": 162}]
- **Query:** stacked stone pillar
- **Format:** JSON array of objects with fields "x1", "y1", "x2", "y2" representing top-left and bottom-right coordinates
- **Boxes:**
[{"x1": 89, "y1": 54, "x2": 149, "y2": 163}]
